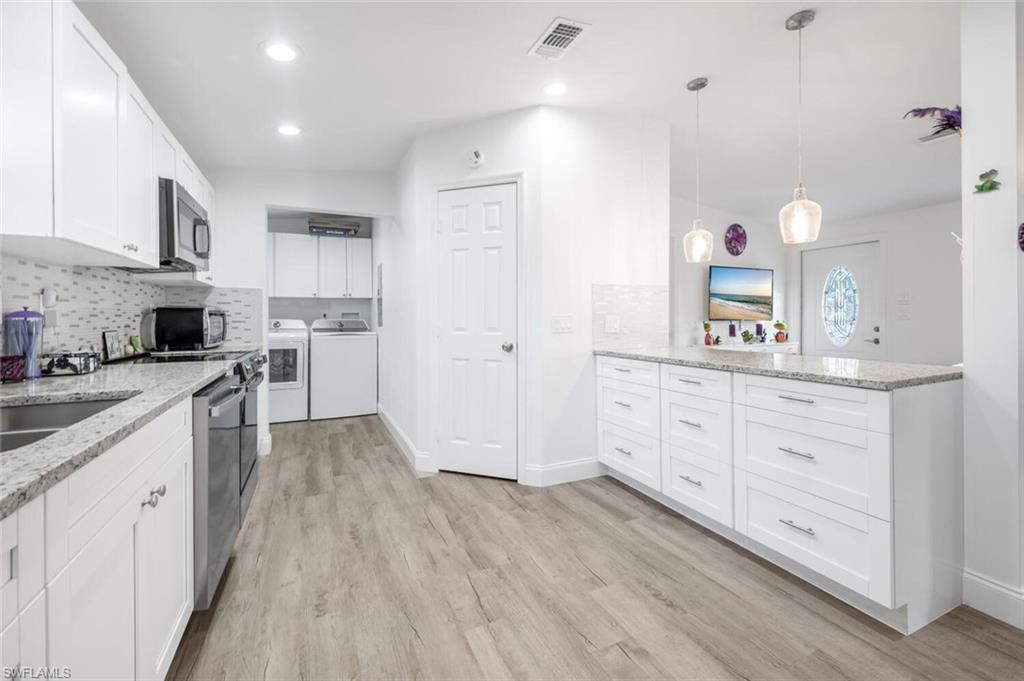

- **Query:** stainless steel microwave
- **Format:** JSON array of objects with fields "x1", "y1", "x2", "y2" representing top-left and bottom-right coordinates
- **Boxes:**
[
  {"x1": 157, "y1": 177, "x2": 210, "y2": 272},
  {"x1": 141, "y1": 306, "x2": 227, "y2": 351}
]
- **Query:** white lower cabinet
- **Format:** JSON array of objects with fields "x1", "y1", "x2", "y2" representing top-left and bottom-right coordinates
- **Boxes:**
[
  {"x1": 595, "y1": 355, "x2": 963, "y2": 634},
  {"x1": 20, "y1": 398, "x2": 196, "y2": 681}
]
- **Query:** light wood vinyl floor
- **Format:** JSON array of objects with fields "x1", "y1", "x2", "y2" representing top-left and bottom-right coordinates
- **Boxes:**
[{"x1": 169, "y1": 416, "x2": 1024, "y2": 681}]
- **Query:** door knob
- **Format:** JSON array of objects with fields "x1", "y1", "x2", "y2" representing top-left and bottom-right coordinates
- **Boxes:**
[{"x1": 501, "y1": 342, "x2": 514, "y2": 353}]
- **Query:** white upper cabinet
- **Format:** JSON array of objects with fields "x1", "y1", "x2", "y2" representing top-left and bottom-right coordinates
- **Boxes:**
[
  {"x1": 118, "y1": 77, "x2": 159, "y2": 267},
  {"x1": 155, "y1": 122, "x2": 178, "y2": 185},
  {"x1": 271, "y1": 233, "x2": 373, "y2": 299},
  {"x1": 55, "y1": 0, "x2": 126, "y2": 257},
  {"x1": 274, "y1": 233, "x2": 319, "y2": 298},
  {"x1": 346, "y1": 238, "x2": 374, "y2": 299},
  {"x1": 317, "y1": 237, "x2": 348, "y2": 298}
]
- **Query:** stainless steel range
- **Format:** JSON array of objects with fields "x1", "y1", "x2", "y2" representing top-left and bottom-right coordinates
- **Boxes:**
[{"x1": 157, "y1": 349, "x2": 266, "y2": 610}]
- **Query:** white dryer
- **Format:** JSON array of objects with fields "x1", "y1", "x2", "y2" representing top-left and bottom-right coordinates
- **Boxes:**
[
  {"x1": 309, "y1": 318, "x2": 378, "y2": 420},
  {"x1": 268, "y1": 319, "x2": 309, "y2": 423}
]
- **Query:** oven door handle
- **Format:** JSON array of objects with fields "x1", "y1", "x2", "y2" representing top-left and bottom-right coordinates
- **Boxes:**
[
  {"x1": 209, "y1": 386, "x2": 245, "y2": 417},
  {"x1": 246, "y1": 372, "x2": 265, "y2": 389}
]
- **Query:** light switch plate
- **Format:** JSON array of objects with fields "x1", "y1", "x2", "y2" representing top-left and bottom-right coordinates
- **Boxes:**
[
  {"x1": 552, "y1": 314, "x2": 574, "y2": 334},
  {"x1": 604, "y1": 315, "x2": 620, "y2": 334},
  {"x1": 43, "y1": 309, "x2": 59, "y2": 328}
]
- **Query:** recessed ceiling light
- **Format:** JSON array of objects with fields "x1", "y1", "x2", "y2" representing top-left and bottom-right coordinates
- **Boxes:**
[
  {"x1": 263, "y1": 42, "x2": 298, "y2": 62},
  {"x1": 544, "y1": 81, "x2": 567, "y2": 96},
  {"x1": 277, "y1": 123, "x2": 301, "y2": 136}
]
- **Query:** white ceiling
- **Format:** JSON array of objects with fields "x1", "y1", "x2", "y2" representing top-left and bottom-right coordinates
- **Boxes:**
[{"x1": 80, "y1": 1, "x2": 960, "y2": 222}]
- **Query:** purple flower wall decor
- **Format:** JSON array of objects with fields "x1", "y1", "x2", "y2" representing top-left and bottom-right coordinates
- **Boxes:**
[
  {"x1": 724, "y1": 224, "x2": 747, "y2": 256},
  {"x1": 904, "y1": 106, "x2": 961, "y2": 140}
]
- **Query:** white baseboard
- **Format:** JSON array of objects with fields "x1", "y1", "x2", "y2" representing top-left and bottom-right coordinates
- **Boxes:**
[
  {"x1": 521, "y1": 457, "x2": 605, "y2": 487},
  {"x1": 963, "y1": 568, "x2": 1024, "y2": 628},
  {"x1": 258, "y1": 433, "x2": 272, "y2": 457},
  {"x1": 377, "y1": 404, "x2": 436, "y2": 476}
]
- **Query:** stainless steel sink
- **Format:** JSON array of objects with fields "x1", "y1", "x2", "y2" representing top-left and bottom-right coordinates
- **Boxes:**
[{"x1": 0, "y1": 399, "x2": 125, "y2": 452}]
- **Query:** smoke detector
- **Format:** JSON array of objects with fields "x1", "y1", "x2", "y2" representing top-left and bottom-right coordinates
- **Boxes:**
[{"x1": 528, "y1": 17, "x2": 590, "y2": 60}]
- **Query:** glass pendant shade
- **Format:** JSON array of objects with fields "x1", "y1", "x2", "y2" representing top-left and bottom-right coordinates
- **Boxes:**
[
  {"x1": 683, "y1": 218, "x2": 714, "y2": 263},
  {"x1": 779, "y1": 185, "x2": 822, "y2": 244}
]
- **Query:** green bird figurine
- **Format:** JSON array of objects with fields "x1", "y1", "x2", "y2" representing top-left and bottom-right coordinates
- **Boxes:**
[{"x1": 974, "y1": 169, "x2": 1001, "y2": 194}]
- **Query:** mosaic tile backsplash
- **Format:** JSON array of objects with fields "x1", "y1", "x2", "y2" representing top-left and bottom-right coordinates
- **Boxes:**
[
  {"x1": 1, "y1": 255, "x2": 262, "y2": 354},
  {"x1": 592, "y1": 284, "x2": 670, "y2": 345}
]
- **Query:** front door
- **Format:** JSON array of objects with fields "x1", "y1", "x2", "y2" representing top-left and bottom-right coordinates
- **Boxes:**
[
  {"x1": 437, "y1": 183, "x2": 518, "y2": 479},
  {"x1": 801, "y1": 241, "x2": 884, "y2": 359}
]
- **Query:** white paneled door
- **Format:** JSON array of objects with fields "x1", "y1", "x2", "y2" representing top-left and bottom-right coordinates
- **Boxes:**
[
  {"x1": 437, "y1": 183, "x2": 518, "y2": 479},
  {"x1": 801, "y1": 241, "x2": 884, "y2": 360}
]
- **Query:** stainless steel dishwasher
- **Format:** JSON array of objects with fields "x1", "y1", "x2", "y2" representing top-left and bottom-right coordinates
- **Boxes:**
[{"x1": 193, "y1": 373, "x2": 244, "y2": 610}]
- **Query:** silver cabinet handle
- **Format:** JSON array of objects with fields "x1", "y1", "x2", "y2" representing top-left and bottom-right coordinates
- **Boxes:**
[
  {"x1": 778, "y1": 394, "x2": 815, "y2": 405},
  {"x1": 151, "y1": 484, "x2": 167, "y2": 497},
  {"x1": 677, "y1": 378, "x2": 703, "y2": 385},
  {"x1": 612, "y1": 367, "x2": 632, "y2": 373},
  {"x1": 778, "y1": 446, "x2": 815, "y2": 460},
  {"x1": 679, "y1": 474, "x2": 703, "y2": 487},
  {"x1": 779, "y1": 518, "x2": 815, "y2": 536},
  {"x1": 613, "y1": 400, "x2": 632, "y2": 409},
  {"x1": 864, "y1": 338, "x2": 880, "y2": 345},
  {"x1": 614, "y1": 446, "x2": 633, "y2": 457},
  {"x1": 501, "y1": 342, "x2": 514, "y2": 352},
  {"x1": 141, "y1": 493, "x2": 159, "y2": 509},
  {"x1": 678, "y1": 419, "x2": 703, "y2": 430}
]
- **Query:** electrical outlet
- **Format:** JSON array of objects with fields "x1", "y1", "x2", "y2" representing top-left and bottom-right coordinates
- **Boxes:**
[
  {"x1": 604, "y1": 315, "x2": 620, "y2": 334},
  {"x1": 551, "y1": 314, "x2": 574, "y2": 334}
]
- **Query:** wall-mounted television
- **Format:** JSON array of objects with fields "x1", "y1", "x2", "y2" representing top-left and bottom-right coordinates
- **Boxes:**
[{"x1": 708, "y1": 265, "x2": 774, "y2": 321}]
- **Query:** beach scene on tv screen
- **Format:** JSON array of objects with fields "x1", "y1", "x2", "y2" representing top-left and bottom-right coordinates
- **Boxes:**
[{"x1": 709, "y1": 267, "x2": 773, "y2": 321}]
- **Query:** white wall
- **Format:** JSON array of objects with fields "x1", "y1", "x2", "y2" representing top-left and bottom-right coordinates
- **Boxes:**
[
  {"x1": 959, "y1": 2, "x2": 1024, "y2": 628},
  {"x1": 670, "y1": 197, "x2": 787, "y2": 345},
  {"x1": 375, "y1": 106, "x2": 670, "y2": 484},
  {"x1": 207, "y1": 167, "x2": 395, "y2": 449},
  {"x1": 785, "y1": 201, "x2": 963, "y2": 366}
]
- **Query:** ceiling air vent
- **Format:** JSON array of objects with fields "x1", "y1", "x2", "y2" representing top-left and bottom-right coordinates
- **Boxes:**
[{"x1": 528, "y1": 17, "x2": 590, "y2": 59}]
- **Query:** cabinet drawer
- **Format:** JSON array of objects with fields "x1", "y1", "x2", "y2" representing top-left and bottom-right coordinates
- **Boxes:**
[
  {"x1": 663, "y1": 446, "x2": 732, "y2": 527},
  {"x1": 596, "y1": 356, "x2": 659, "y2": 388},
  {"x1": 734, "y1": 373, "x2": 890, "y2": 433},
  {"x1": 0, "y1": 495, "x2": 44, "y2": 630},
  {"x1": 735, "y1": 406, "x2": 891, "y2": 520},
  {"x1": 735, "y1": 470, "x2": 893, "y2": 606},
  {"x1": 598, "y1": 421, "x2": 660, "y2": 490},
  {"x1": 660, "y1": 364, "x2": 731, "y2": 402},
  {"x1": 661, "y1": 390, "x2": 731, "y2": 463},
  {"x1": 597, "y1": 377, "x2": 659, "y2": 437}
]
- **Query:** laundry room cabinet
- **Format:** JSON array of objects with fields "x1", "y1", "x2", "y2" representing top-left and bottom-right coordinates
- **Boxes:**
[{"x1": 270, "y1": 232, "x2": 373, "y2": 299}]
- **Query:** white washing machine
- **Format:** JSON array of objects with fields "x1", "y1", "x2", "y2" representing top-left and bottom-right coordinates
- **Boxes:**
[
  {"x1": 268, "y1": 319, "x2": 309, "y2": 423},
  {"x1": 309, "y1": 318, "x2": 378, "y2": 420}
]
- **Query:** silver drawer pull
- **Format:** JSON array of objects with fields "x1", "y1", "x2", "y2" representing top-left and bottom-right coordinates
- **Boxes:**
[
  {"x1": 679, "y1": 474, "x2": 703, "y2": 487},
  {"x1": 614, "y1": 446, "x2": 633, "y2": 457},
  {"x1": 679, "y1": 419, "x2": 703, "y2": 430},
  {"x1": 613, "y1": 400, "x2": 632, "y2": 409},
  {"x1": 778, "y1": 446, "x2": 815, "y2": 460},
  {"x1": 779, "y1": 518, "x2": 815, "y2": 536},
  {"x1": 151, "y1": 484, "x2": 167, "y2": 497},
  {"x1": 778, "y1": 394, "x2": 815, "y2": 405},
  {"x1": 141, "y1": 493, "x2": 159, "y2": 509},
  {"x1": 612, "y1": 367, "x2": 632, "y2": 373},
  {"x1": 677, "y1": 378, "x2": 703, "y2": 386}
]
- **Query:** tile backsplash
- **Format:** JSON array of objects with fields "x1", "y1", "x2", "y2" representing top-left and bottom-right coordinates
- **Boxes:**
[
  {"x1": 1, "y1": 255, "x2": 263, "y2": 354},
  {"x1": 592, "y1": 284, "x2": 670, "y2": 345}
]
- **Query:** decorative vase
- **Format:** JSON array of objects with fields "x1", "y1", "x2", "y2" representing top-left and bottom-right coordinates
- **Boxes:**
[{"x1": 704, "y1": 333, "x2": 713, "y2": 346}]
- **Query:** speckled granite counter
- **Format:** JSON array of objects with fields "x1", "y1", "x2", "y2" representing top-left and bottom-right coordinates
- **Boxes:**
[
  {"x1": 594, "y1": 340, "x2": 962, "y2": 391},
  {"x1": 0, "y1": 357, "x2": 247, "y2": 520}
]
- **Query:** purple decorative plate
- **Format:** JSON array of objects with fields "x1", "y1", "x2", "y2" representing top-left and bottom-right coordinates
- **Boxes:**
[{"x1": 725, "y1": 224, "x2": 747, "y2": 256}]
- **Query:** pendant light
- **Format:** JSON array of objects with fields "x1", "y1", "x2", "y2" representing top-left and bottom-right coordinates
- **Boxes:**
[
  {"x1": 683, "y1": 76, "x2": 714, "y2": 263},
  {"x1": 779, "y1": 9, "x2": 822, "y2": 245}
]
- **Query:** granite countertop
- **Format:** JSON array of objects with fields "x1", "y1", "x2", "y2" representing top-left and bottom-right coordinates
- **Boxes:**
[
  {"x1": 594, "y1": 339, "x2": 963, "y2": 391},
  {"x1": 0, "y1": 355, "x2": 252, "y2": 520}
]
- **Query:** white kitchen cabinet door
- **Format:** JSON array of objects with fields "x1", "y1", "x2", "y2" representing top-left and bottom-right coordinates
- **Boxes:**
[
  {"x1": 176, "y1": 153, "x2": 196, "y2": 200},
  {"x1": 55, "y1": 0, "x2": 126, "y2": 256},
  {"x1": 118, "y1": 78, "x2": 159, "y2": 267},
  {"x1": 347, "y1": 238, "x2": 373, "y2": 298},
  {"x1": 155, "y1": 122, "x2": 177, "y2": 184},
  {"x1": 136, "y1": 439, "x2": 193, "y2": 681},
  {"x1": 274, "y1": 233, "x2": 319, "y2": 297},
  {"x1": 317, "y1": 237, "x2": 348, "y2": 298},
  {"x1": 50, "y1": 493, "x2": 140, "y2": 681}
]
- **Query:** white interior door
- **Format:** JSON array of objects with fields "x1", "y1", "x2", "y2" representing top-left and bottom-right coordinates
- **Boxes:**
[
  {"x1": 437, "y1": 183, "x2": 518, "y2": 479},
  {"x1": 801, "y1": 241, "x2": 885, "y2": 359}
]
